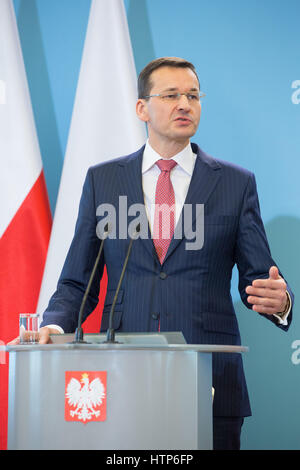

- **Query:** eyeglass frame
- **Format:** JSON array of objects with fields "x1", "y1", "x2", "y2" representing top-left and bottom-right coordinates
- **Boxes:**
[{"x1": 141, "y1": 91, "x2": 206, "y2": 101}]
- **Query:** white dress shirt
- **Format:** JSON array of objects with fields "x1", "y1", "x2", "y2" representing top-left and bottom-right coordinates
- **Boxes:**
[{"x1": 142, "y1": 139, "x2": 196, "y2": 233}]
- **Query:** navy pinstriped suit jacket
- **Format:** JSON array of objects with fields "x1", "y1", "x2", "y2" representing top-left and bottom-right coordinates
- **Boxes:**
[{"x1": 41, "y1": 143, "x2": 293, "y2": 417}]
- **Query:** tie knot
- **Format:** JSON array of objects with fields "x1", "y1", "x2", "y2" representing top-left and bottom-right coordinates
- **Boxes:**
[{"x1": 156, "y1": 159, "x2": 177, "y2": 173}]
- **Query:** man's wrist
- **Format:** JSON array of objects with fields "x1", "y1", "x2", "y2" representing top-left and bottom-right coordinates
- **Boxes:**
[
  {"x1": 41, "y1": 324, "x2": 64, "y2": 334},
  {"x1": 276, "y1": 291, "x2": 291, "y2": 317}
]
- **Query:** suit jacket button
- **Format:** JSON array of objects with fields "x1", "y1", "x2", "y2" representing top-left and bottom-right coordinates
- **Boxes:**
[{"x1": 159, "y1": 272, "x2": 167, "y2": 280}]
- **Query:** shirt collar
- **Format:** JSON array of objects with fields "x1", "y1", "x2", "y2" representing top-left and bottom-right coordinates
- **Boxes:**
[{"x1": 142, "y1": 139, "x2": 196, "y2": 176}]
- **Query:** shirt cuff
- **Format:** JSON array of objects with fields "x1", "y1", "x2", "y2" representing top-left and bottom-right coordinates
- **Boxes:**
[{"x1": 42, "y1": 324, "x2": 65, "y2": 334}]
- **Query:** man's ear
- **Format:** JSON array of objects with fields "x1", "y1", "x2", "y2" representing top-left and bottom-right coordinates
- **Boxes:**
[{"x1": 136, "y1": 99, "x2": 149, "y2": 122}]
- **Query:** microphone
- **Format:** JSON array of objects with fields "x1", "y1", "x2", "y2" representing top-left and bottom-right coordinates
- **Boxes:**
[
  {"x1": 73, "y1": 223, "x2": 110, "y2": 343},
  {"x1": 105, "y1": 222, "x2": 140, "y2": 344}
]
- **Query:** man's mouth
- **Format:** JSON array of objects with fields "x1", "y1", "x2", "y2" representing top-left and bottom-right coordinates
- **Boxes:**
[{"x1": 174, "y1": 117, "x2": 192, "y2": 124}]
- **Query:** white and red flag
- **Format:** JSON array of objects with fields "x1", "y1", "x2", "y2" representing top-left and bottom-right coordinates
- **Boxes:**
[
  {"x1": 0, "y1": 0, "x2": 52, "y2": 449},
  {"x1": 37, "y1": 0, "x2": 146, "y2": 330}
]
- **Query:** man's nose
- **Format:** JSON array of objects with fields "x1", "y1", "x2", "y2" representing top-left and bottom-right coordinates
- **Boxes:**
[{"x1": 176, "y1": 93, "x2": 191, "y2": 110}]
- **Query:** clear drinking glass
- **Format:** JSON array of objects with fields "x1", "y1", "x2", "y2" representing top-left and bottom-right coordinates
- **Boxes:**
[{"x1": 19, "y1": 313, "x2": 39, "y2": 344}]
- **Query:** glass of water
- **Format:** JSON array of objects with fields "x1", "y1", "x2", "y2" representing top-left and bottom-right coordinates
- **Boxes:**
[{"x1": 19, "y1": 314, "x2": 39, "y2": 344}]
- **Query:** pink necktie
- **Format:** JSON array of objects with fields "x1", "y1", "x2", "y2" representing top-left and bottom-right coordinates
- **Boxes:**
[{"x1": 153, "y1": 159, "x2": 177, "y2": 264}]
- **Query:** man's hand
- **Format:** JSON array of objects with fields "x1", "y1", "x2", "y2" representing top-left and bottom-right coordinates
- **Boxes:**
[
  {"x1": 245, "y1": 266, "x2": 288, "y2": 315},
  {"x1": 7, "y1": 327, "x2": 57, "y2": 345}
]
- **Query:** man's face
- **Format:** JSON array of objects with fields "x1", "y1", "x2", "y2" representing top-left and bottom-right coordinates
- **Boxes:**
[{"x1": 137, "y1": 66, "x2": 201, "y2": 150}]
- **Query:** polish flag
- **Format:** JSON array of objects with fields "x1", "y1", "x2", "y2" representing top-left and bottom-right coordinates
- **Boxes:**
[
  {"x1": 0, "y1": 0, "x2": 52, "y2": 449},
  {"x1": 37, "y1": 0, "x2": 146, "y2": 331}
]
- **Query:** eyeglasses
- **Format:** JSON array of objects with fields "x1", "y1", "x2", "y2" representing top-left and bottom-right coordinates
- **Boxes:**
[{"x1": 142, "y1": 91, "x2": 205, "y2": 102}]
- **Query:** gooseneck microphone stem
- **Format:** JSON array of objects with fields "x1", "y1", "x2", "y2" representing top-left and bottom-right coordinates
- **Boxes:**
[
  {"x1": 73, "y1": 225, "x2": 109, "y2": 343},
  {"x1": 105, "y1": 223, "x2": 140, "y2": 344},
  {"x1": 105, "y1": 239, "x2": 134, "y2": 343}
]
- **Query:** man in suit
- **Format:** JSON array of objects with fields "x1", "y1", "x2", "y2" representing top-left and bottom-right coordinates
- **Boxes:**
[{"x1": 13, "y1": 57, "x2": 293, "y2": 449}]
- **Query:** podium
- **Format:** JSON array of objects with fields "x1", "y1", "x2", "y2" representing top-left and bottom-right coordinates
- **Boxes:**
[{"x1": 6, "y1": 333, "x2": 247, "y2": 450}]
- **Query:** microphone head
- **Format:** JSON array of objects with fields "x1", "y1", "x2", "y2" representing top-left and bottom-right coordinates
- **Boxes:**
[
  {"x1": 103, "y1": 222, "x2": 109, "y2": 236},
  {"x1": 129, "y1": 222, "x2": 141, "y2": 240},
  {"x1": 96, "y1": 222, "x2": 111, "y2": 240}
]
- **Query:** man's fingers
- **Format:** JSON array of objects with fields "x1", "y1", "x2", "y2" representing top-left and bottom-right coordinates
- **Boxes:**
[
  {"x1": 251, "y1": 278, "x2": 286, "y2": 289},
  {"x1": 7, "y1": 327, "x2": 53, "y2": 345},
  {"x1": 252, "y1": 304, "x2": 281, "y2": 315},
  {"x1": 269, "y1": 265, "x2": 280, "y2": 280},
  {"x1": 247, "y1": 266, "x2": 283, "y2": 289},
  {"x1": 250, "y1": 297, "x2": 284, "y2": 314},
  {"x1": 247, "y1": 295, "x2": 278, "y2": 308},
  {"x1": 247, "y1": 288, "x2": 288, "y2": 314},
  {"x1": 38, "y1": 327, "x2": 52, "y2": 344},
  {"x1": 246, "y1": 286, "x2": 281, "y2": 298},
  {"x1": 7, "y1": 336, "x2": 20, "y2": 345}
]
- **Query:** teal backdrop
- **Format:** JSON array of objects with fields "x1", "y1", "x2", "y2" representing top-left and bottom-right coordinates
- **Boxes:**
[{"x1": 12, "y1": 0, "x2": 300, "y2": 450}]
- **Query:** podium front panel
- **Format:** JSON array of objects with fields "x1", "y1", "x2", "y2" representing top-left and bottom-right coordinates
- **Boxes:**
[{"x1": 7, "y1": 346, "x2": 213, "y2": 450}]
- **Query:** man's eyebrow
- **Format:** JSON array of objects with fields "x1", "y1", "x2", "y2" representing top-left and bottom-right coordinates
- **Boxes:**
[
  {"x1": 160, "y1": 87, "x2": 199, "y2": 92},
  {"x1": 159, "y1": 87, "x2": 177, "y2": 92}
]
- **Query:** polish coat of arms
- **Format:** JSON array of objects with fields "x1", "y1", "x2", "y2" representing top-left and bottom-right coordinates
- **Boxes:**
[{"x1": 65, "y1": 371, "x2": 107, "y2": 422}]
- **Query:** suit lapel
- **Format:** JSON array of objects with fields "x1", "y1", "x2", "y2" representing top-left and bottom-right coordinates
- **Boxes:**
[
  {"x1": 116, "y1": 144, "x2": 222, "y2": 264},
  {"x1": 117, "y1": 146, "x2": 144, "y2": 206},
  {"x1": 164, "y1": 144, "x2": 222, "y2": 263},
  {"x1": 183, "y1": 144, "x2": 222, "y2": 207},
  {"x1": 117, "y1": 145, "x2": 159, "y2": 261}
]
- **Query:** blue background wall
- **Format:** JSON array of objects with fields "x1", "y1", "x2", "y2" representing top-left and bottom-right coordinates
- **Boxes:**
[{"x1": 12, "y1": 0, "x2": 300, "y2": 449}]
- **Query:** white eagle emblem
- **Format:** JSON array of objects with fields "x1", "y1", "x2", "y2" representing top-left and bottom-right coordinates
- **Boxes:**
[{"x1": 65, "y1": 373, "x2": 106, "y2": 422}]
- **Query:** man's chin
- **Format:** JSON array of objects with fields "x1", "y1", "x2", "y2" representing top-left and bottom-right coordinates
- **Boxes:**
[{"x1": 172, "y1": 129, "x2": 197, "y2": 142}]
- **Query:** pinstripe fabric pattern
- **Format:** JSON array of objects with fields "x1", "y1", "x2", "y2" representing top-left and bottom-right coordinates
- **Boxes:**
[{"x1": 41, "y1": 143, "x2": 294, "y2": 417}]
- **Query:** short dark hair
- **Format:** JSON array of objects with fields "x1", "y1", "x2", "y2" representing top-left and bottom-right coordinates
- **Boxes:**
[{"x1": 138, "y1": 57, "x2": 200, "y2": 99}]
